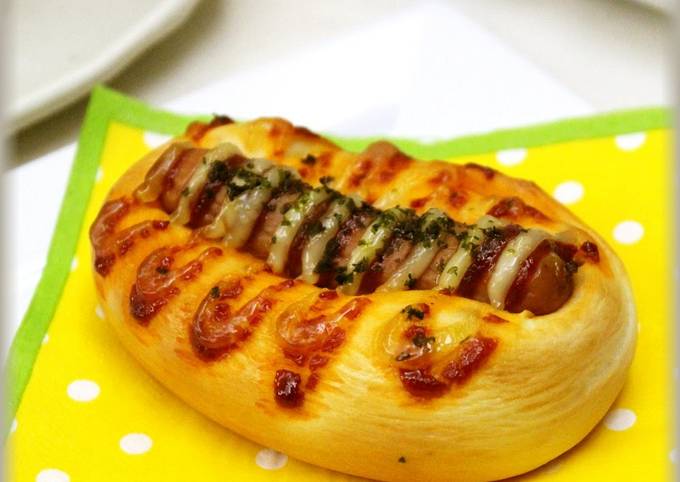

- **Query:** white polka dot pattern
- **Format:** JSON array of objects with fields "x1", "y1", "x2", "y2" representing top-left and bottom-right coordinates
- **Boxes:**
[
  {"x1": 670, "y1": 448, "x2": 677, "y2": 464},
  {"x1": 95, "y1": 305, "x2": 105, "y2": 319},
  {"x1": 11, "y1": 419, "x2": 17, "y2": 433},
  {"x1": 613, "y1": 221, "x2": 644, "y2": 245},
  {"x1": 553, "y1": 180, "x2": 584, "y2": 205},
  {"x1": 96, "y1": 167, "x2": 104, "y2": 182},
  {"x1": 70, "y1": 257, "x2": 78, "y2": 271},
  {"x1": 42, "y1": 334, "x2": 49, "y2": 345},
  {"x1": 120, "y1": 433, "x2": 153, "y2": 455},
  {"x1": 36, "y1": 469, "x2": 70, "y2": 482},
  {"x1": 67, "y1": 380, "x2": 100, "y2": 402},
  {"x1": 615, "y1": 132, "x2": 646, "y2": 151},
  {"x1": 496, "y1": 148, "x2": 527, "y2": 166},
  {"x1": 255, "y1": 448, "x2": 288, "y2": 470},
  {"x1": 604, "y1": 408, "x2": 636, "y2": 431}
]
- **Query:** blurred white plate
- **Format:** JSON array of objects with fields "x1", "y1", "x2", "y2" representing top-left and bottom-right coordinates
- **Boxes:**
[
  {"x1": 629, "y1": 0, "x2": 674, "y2": 13},
  {"x1": 8, "y1": 0, "x2": 200, "y2": 132}
]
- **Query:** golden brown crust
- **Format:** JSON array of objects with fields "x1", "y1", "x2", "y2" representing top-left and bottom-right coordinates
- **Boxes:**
[{"x1": 93, "y1": 118, "x2": 636, "y2": 481}]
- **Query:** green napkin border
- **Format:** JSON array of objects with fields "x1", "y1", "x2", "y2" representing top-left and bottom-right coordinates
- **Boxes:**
[{"x1": 5, "y1": 85, "x2": 671, "y2": 432}]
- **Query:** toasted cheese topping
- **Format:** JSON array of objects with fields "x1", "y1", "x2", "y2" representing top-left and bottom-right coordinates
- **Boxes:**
[
  {"x1": 246, "y1": 158, "x2": 275, "y2": 174},
  {"x1": 378, "y1": 209, "x2": 448, "y2": 292},
  {"x1": 268, "y1": 188, "x2": 333, "y2": 274},
  {"x1": 170, "y1": 143, "x2": 244, "y2": 225},
  {"x1": 487, "y1": 229, "x2": 548, "y2": 309},
  {"x1": 300, "y1": 196, "x2": 359, "y2": 284},
  {"x1": 204, "y1": 142, "x2": 245, "y2": 164},
  {"x1": 437, "y1": 215, "x2": 504, "y2": 290},
  {"x1": 170, "y1": 161, "x2": 212, "y2": 225},
  {"x1": 223, "y1": 183, "x2": 274, "y2": 248},
  {"x1": 139, "y1": 140, "x2": 579, "y2": 316},
  {"x1": 135, "y1": 142, "x2": 192, "y2": 202},
  {"x1": 341, "y1": 207, "x2": 410, "y2": 295},
  {"x1": 200, "y1": 162, "x2": 289, "y2": 240}
]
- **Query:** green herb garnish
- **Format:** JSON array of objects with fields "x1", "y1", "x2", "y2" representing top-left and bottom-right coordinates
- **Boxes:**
[
  {"x1": 353, "y1": 257, "x2": 369, "y2": 273},
  {"x1": 412, "y1": 332, "x2": 435, "y2": 348},
  {"x1": 335, "y1": 269, "x2": 354, "y2": 285},
  {"x1": 319, "y1": 175, "x2": 334, "y2": 186},
  {"x1": 280, "y1": 202, "x2": 292, "y2": 214},
  {"x1": 483, "y1": 226, "x2": 504, "y2": 239},
  {"x1": 301, "y1": 154, "x2": 317, "y2": 165},
  {"x1": 401, "y1": 305, "x2": 425, "y2": 320},
  {"x1": 208, "y1": 160, "x2": 232, "y2": 183},
  {"x1": 226, "y1": 168, "x2": 268, "y2": 198},
  {"x1": 305, "y1": 221, "x2": 325, "y2": 237}
]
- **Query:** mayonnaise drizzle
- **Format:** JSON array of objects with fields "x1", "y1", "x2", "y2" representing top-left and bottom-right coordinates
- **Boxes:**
[
  {"x1": 299, "y1": 195, "x2": 360, "y2": 284},
  {"x1": 341, "y1": 207, "x2": 409, "y2": 295},
  {"x1": 200, "y1": 159, "x2": 278, "y2": 239},
  {"x1": 268, "y1": 188, "x2": 333, "y2": 274},
  {"x1": 170, "y1": 162, "x2": 211, "y2": 225},
  {"x1": 437, "y1": 215, "x2": 504, "y2": 291},
  {"x1": 378, "y1": 208, "x2": 448, "y2": 292},
  {"x1": 135, "y1": 141, "x2": 192, "y2": 202},
  {"x1": 222, "y1": 170, "x2": 280, "y2": 248},
  {"x1": 153, "y1": 143, "x2": 568, "y2": 306},
  {"x1": 487, "y1": 228, "x2": 548, "y2": 309},
  {"x1": 170, "y1": 143, "x2": 243, "y2": 225}
]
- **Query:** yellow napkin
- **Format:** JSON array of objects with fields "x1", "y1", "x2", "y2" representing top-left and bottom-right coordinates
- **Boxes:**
[{"x1": 6, "y1": 87, "x2": 673, "y2": 481}]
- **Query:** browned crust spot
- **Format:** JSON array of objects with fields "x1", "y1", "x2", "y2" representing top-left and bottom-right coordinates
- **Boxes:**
[{"x1": 186, "y1": 116, "x2": 234, "y2": 141}]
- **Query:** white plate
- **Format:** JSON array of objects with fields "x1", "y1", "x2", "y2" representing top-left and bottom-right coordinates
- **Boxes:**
[
  {"x1": 629, "y1": 0, "x2": 674, "y2": 13},
  {"x1": 8, "y1": 0, "x2": 200, "y2": 132}
]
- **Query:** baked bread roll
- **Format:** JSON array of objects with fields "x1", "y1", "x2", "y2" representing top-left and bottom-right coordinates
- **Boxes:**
[{"x1": 90, "y1": 116, "x2": 636, "y2": 481}]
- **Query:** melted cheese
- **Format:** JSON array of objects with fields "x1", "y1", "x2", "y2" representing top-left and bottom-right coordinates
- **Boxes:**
[
  {"x1": 200, "y1": 203, "x2": 232, "y2": 239},
  {"x1": 268, "y1": 188, "x2": 333, "y2": 274},
  {"x1": 201, "y1": 167, "x2": 288, "y2": 241},
  {"x1": 171, "y1": 143, "x2": 243, "y2": 226},
  {"x1": 204, "y1": 142, "x2": 243, "y2": 163},
  {"x1": 223, "y1": 184, "x2": 274, "y2": 248},
  {"x1": 487, "y1": 229, "x2": 549, "y2": 309},
  {"x1": 244, "y1": 158, "x2": 274, "y2": 174},
  {"x1": 170, "y1": 161, "x2": 212, "y2": 225},
  {"x1": 341, "y1": 208, "x2": 408, "y2": 295},
  {"x1": 437, "y1": 215, "x2": 503, "y2": 290},
  {"x1": 135, "y1": 142, "x2": 192, "y2": 202},
  {"x1": 299, "y1": 196, "x2": 359, "y2": 284},
  {"x1": 378, "y1": 208, "x2": 447, "y2": 292}
]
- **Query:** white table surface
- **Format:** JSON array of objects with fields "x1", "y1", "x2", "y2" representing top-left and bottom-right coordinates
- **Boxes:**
[{"x1": 5, "y1": 0, "x2": 671, "y2": 357}]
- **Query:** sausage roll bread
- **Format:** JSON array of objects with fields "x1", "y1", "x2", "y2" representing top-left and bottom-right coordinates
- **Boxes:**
[{"x1": 91, "y1": 116, "x2": 636, "y2": 481}]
